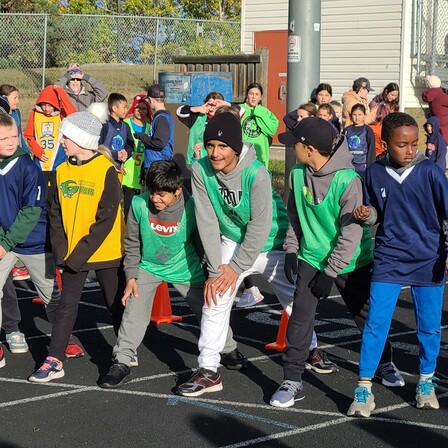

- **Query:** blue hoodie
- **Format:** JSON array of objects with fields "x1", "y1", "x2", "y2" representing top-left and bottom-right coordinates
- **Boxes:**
[{"x1": 424, "y1": 116, "x2": 447, "y2": 171}]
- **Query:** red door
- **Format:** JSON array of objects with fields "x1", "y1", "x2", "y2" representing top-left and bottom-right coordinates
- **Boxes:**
[{"x1": 254, "y1": 30, "x2": 288, "y2": 144}]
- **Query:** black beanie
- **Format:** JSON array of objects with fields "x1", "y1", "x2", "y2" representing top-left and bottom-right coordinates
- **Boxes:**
[{"x1": 203, "y1": 112, "x2": 243, "y2": 155}]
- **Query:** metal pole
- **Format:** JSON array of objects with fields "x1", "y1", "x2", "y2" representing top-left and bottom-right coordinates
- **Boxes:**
[
  {"x1": 429, "y1": 0, "x2": 439, "y2": 75},
  {"x1": 42, "y1": 14, "x2": 48, "y2": 90},
  {"x1": 153, "y1": 18, "x2": 160, "y2": 84},
  {"x1": 284, "y1": 0, "x2": 321, "y2": 195},
  {"x1": 117, "y1": 1, "x2": 122, "y2": 62}
]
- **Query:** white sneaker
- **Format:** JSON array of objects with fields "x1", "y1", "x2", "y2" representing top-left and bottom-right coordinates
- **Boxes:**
[
  {"x1": 347, "y1": 386, "x2": 375, "y2": 418},
  {"x1": 236, "y1": 286, "x2": 264, "y2": 308}
]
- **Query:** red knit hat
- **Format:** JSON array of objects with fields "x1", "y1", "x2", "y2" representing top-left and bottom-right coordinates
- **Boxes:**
[{"x1": 127, "y1": 94, "x2": 150, "y2": 117}]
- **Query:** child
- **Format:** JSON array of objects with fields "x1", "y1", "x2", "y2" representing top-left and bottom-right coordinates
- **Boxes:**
[
  {"x1": 318, "y1": 103, "x2": 341, "y2": 134},
  {"x1": 240, "y1": 82, "x2": 279, "y2": 167},
  {"x1": 99, "y1": 93, "x2": 133, "y2": 168},
  {"x1": 0, "y1": 84, "x2": 29, "y2": 153},
  {"x1": 269, "y1": 117, "x2": 401, "y2": 408},
  {"x1": 122, "y1": 94, "x2": 151, "y2": 218},
  {"x1": 330, "y1": 100, "x2": 343, "y2": 123},
  {"x1": 176, "y1": 91, "x2": 232, "y2": 165},
  {"x1": 424, "y1": 116, "x2": 447, "y2": 172},
  {"x1": 368, "y1": 102, "x2": 391, "y2": 157},
  {"x1": 0, "y1": 112, "x2": 60, "y2": 368},
  {"x1": 313, "y1": 83, "x2": 333, "y2": 105},
  {"x1": 176, "y1": 113, "x2": 333, "y2": 397},
  {"x1": 135, "y1": 84, "x2": 174, "y2": 179},
  {"x1": 344, "y1": 104, "x2": 376, "y2": 176},
  {"x1": 98, "y1": 160, "x2": 245, "y2": 388},
  {"x1": 24, "y1": 84, "x2": 77, "y2": 189},
  {"x1": 347, "y1": 112, "x2": 448, "y2": 417},
  {"x1": 283, "y1": 102, "x2": 317, "y2": 130},
  {"x1": 28, "y1": 111, "x2": 126, "y2": 383}
]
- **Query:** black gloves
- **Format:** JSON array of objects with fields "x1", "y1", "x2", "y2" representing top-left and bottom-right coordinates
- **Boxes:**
[
  {"x1": 284, "y1": 252, "x2": 298, "y2": 284},
  {"x1": 308, "y1": 271, "x2": 335, "y2": 300}
]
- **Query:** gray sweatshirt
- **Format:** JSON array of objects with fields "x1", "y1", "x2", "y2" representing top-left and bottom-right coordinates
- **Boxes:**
[
  {"x1": 191, "y1": 143, "x2": 273, "y2": 277},
  {"x1": 283, "y1": 136, "x2": 365, "y2": 277}
]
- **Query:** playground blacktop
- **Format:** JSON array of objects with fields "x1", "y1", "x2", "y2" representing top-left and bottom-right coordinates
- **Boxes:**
[{"x1": 0, "y1": 275, "x2": 447, "y2": 448}]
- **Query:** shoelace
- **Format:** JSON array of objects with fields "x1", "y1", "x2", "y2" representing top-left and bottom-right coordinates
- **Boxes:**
[
  {"x1": 279, "y1": 381, "x2": 301, "y2": 395},
  {"x1": 417, "y1": 377, "x2": 438, "y2": 395},
  {"x1": 40, "y1": 360, "x2": 59, "y2": 371},
  {"x1": 354, "y1": 387, "x2": 371, "y2": 403},
  {"x1": 379, "y1": 362, "x2": 398, "y2": 376}
]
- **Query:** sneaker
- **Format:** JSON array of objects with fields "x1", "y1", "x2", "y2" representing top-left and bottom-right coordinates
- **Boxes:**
[
  {"x1": 177, "y1": 368, "x2": 223, "y2": 397},
  {"x1": 130, "y1": 354, "x2": 139, "y2": 367},
  {"x1": 6, "y1": 331, "x2": 29, "y2": 354},
  {"x1": 220, "y1": 349, "x2": 248, "y2": 370},
  {"x1": 378, "y1": 362, "x2": 405, "y2": 387},
  {"x1": 65, "y1": 341, "x2": 84, "y2": 358},
  {"x1": 0, "y1": 345, "x2": 5, "y2": 368},
  {"x1": 416, "y1": 377, "x2": 439, "y2": 410},
  {"x1": 305, "y1": 348, "x2": 339, "y2": 374},
  {"x1": 98, "y1": 362, "x2": 132, "y2": 389},
  {"x1": 236, "y1": 286, "x2": 264, "y2": 308},
  {"x1": 11, "y1": 267, "x2": 30, "y2": 281},
  {"x1": 270, "y1": 380, "x2": 305, "y2": 408},
  {"x1": 28, "y1": 357, "x2": 64, "y2": 383},
  {"x1": 347, "y1": 386, "x2": 375, "y2": 418}
]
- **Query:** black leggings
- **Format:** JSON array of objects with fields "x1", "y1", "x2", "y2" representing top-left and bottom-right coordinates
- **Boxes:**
[
  {"x1": 48, "y1": 267, "x2": 125, "y2": 361},
  {"x1": 1, "y1": 275, "x2": 21, "y2": 334}
]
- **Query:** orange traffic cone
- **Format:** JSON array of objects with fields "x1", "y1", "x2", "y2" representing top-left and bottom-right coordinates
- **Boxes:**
[
  {"x1": 265, "y1": 310, "x2": 288, "y2": 352},
  {"x1": 150, "y1": 281, "x2": 182, "y2": 325},
  {"x1": 32, "y1": 269, "x2": 62, "y2": 305}
]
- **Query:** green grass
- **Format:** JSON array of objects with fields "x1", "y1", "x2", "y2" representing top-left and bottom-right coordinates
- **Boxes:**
[{"x1": 269, "y1": 159, "x2": 286, "y2": 198}]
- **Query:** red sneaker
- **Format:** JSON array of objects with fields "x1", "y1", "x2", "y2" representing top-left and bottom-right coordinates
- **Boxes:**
[
  {"x1": 0, "y1": 345, "x2": 5, "y2": 368},
  {"x1": 11, "y1": 267, "x2": 30, "y2": 281},
  {"x1": 65, "y1": 342, "x2": 84, "y2": 358}
]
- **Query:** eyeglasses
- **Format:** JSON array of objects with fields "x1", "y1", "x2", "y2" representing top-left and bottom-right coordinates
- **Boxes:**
[{"x1": 70, "y1": 78, "x2": 81, "y2": 82}]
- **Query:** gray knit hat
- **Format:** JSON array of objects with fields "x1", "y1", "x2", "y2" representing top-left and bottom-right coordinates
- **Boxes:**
[{"x1": 59, "y1": 111, "x2": 102, "y2": 150}]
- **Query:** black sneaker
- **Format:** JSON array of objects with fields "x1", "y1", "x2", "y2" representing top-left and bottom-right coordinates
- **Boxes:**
[
  {"x1": 305, "y1": 348, "x2": 339, "y2": 374},
  {"x1": 220, "y1": 348, "x2": 248, "y2": 370},
  {"x1": 98, "y1": 362, "x2": 132, "y2": 389},
  {"x1": 177, "y1": 368, "x2": 223, "y2": 397}
]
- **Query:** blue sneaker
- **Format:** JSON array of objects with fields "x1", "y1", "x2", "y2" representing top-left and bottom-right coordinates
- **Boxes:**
[
  {"x1": 416, "y1": 377, "x2": 439, "y2": 409},
  {"x1": 378, "y1": 362, "x2": 405, "y2": 387},
  {"x1": 28, "y1": 357, "x2": 65, "y2": 383},
  {"x1": 347, "y1": 386, "x2": 375, "y2": 418},
  {"x1": 270, "y1": 380, "x2": 305, "y2": 408}
]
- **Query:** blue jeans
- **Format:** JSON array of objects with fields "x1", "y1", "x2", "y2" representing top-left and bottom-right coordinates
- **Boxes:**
[{"x1": 359, "y1": 282, "x2": 443, "y2": 378}]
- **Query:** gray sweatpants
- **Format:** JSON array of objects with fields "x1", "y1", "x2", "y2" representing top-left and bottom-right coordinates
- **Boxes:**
[
  {"x1": 113, "y1": 269, "x2": 237, "y2": 366},
  {"x1": 0, "y1": 251, "x2": 60, "y2": 330}
]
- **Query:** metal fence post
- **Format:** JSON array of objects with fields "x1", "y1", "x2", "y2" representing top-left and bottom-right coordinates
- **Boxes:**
[
  {"x1": 153, "y1": 17, "x2": 160, "y2": 84},
  {"x1": 42, "y1": 13, "x2": 48, "y2": 89}
]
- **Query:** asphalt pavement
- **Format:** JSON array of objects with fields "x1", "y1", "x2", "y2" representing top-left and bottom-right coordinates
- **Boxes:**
[{"x1": 0, "y1": 276, "x2": 447, "y2": 448}]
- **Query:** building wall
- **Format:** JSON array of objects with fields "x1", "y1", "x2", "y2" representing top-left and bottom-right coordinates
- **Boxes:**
[{"x1": 241, "y1": 0, "x2": 417, "y2": 108}]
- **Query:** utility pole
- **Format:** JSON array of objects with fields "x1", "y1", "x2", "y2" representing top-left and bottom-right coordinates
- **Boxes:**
[{"x1": 284, "y1": 0, "x2": 321, "y2": 194}]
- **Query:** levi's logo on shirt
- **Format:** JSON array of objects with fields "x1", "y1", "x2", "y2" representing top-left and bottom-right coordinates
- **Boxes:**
[{"x1": 149, "y1": 218, "x2": 179, "y2": 235}]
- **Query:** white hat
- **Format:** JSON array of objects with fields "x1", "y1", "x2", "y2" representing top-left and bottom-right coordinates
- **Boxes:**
[
  {"x1": 59, "y1": 111, "x2": 102, "y2": 150},
  {"x1": 426, "y1": 75, "x2": 441, "y2": 89}
]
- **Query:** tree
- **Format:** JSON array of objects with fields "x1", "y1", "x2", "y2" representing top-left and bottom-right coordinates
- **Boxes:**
[
  {"x1": 0, "y1": 0, "x2": 58, "y2": 13},
  {"x1": 182, "y1": 0, "x2": 241, "y2": 20}
]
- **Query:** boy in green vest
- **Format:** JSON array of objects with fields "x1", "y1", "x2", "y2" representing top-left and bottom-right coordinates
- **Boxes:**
[
  {"x1": 176, "y1": 112, "x2": 300, "y2": 397},
  {"x1": 269, "y1": 117, "x2": 403, "y2": 408},
  {"x1": 98, "y1": 159, "x2": 244, "y2": 388}
]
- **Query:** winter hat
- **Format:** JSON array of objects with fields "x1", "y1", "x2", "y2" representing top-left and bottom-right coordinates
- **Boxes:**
[
  {"x1": 127, "y1": 93, "x2": 150, "y2": 116},
  {"x1": 59, "y1": 111, "x2": 102, "y2": 150},
  {"x1": 68, "y1": 67, "x2": 84, "y2": 80},
  {"x1": 203, "y1": 112, "x2": 243, "y2": 154},
  {"x1": 147, "y1": 84, "x2": 166, "y2": 99},
  {"x1": 278, "y1": 117, "x2": 338, "y2": 154},
  {"x1": 87, "y1": 102, "x2": 109, "y2": 124},
  {"x1": 426, "y1": 75, "x2": 441, "y2": 89}
]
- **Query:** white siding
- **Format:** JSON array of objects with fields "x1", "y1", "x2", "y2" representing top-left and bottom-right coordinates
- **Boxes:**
[{"x1": 241, "y1": 0, "x2": 409, "y2": 106}]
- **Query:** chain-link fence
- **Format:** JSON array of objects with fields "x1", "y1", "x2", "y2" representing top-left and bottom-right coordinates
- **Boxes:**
[
  {"x1": 0, "y1": 13, "x2": 241, "y2": 95},
  {"x1": 413, "y1": 0, "x2": 448, "y2": 83}
]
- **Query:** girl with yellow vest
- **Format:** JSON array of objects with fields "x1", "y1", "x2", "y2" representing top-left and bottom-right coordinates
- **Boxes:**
[{"x1": 29, "y1": 111, "x2": 125, "y2": 383}]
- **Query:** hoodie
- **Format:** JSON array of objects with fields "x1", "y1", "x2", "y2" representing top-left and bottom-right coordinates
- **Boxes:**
[
  {"x1": 424, "y1": 116, "x2": 447, "y2": 171},
  {"x1": 341, "y1": 90, "x2": 377, "y2": 128},
  {"x1": 284, "y1": 136, "x2": 367, "y2": 277},
  {"x1": 0, "y1": 147, "x2": 49, "y2": 255},
  {"x1": 191, "y1": 143, "x2": 273, "y2": 276},
  {"x1": 422, "y1": 87, "x2": 448, "y2": 139},
  {"x1": 24, "y1": 85, "x2": 77, "y2": 169}
]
